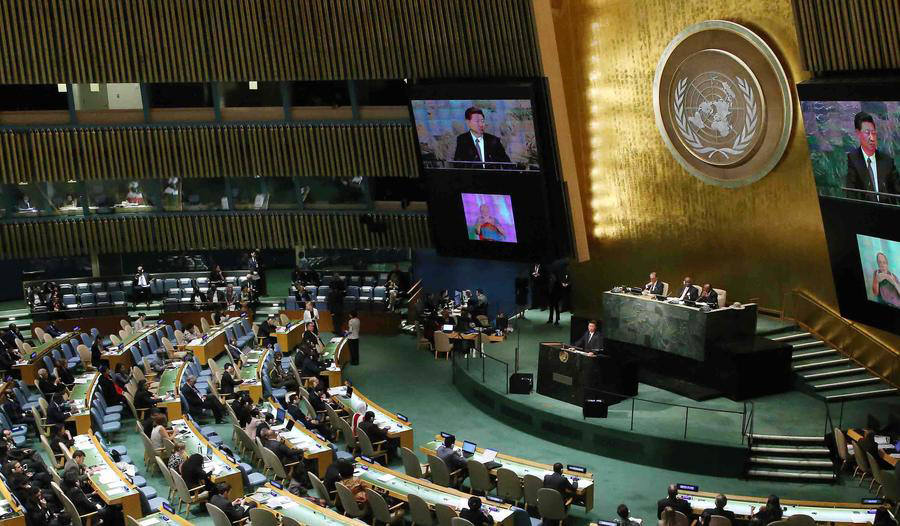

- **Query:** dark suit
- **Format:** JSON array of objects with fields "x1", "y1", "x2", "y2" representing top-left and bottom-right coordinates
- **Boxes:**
[
  {"x1": 543, "y1": 472, "x2": 575, "y2": 495},
  {"x1": 846, "y1": 148, "x2": 900, "y2": 203},
  {"x1": 645, "y1": 281, "x2": 664, "y2": 295},
  {"x1": 452, "y1": 132, "x2": 511, "y2": 167},
  {"x1": 257, "y1": 322, "x2": 275, "y2": 347},
  {"x1": 701, "y1": 507, "x2": 736, "y2": 526},
  {"x1": 460, "y1": 507, "x2": 494, "y2": 526},
  {"x1": 134, "y1": 389, "x2": 160, "y2": 410},
  {"x1": 359, "y1": 420, "x2": 398, "y2": 458},
  {"x1": 573, "y1": 330, "x2": 601, "y2": 353},
  {"x1": 210, "y1": 494, "x2": 249, "y2": 522},
  {"x1": 697, "y1": 289, "x2": 719, "y2": 308},
  {"x1": 46, "y1": 400, "x2": 69, "y2": 425},
  {"x1": 676, "y1": 285, "x2": 699, "y2": 302},
  {"x1": 180, "y1": 383, "x2": 223, "y2": 421},
  {"x1": 322, "y1": 462, "x2": 342, "y2": 493},
  {"x1": 262, "y1": 438, "x2": 302, "y2": 466},
  {"x1": 657, "y1": 496, "x2": 693, "y2": 519},
  {"x1": 220, "y1": 371, "x2": 241, "y2": 395},
  {"x1": 90, "y1": 340, "x2": 104, "y2": 369}
]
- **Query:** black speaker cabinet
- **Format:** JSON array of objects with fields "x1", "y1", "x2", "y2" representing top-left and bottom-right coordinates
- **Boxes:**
[
  {"x1": 509, "y1": 373, "x2": 533, "y2": 394},
  {"x1": 583, "y1": 398, "x2": 608, "y2": 418}
]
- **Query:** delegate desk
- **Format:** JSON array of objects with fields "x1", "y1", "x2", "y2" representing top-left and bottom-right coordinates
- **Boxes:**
[
  {"x1": 185, "y1": 318, "x2": 242, "y2": 364},
  {"x1": 274, "y1": 322, "x2": 305, "y2": 353},
  {"x1": 141, "y1": 508, "x2": 193, "y2": 526},
  {"x1": 420, "y1": 437, "x2": 594, "y2": 511},
  {"x1": 355, "y1": 459, "x2": 517, "y2": 524},
  {"x1": 679, "y1": 490, "x2": 879, "y2": 525},
  {"x1": 846, "y1": 429, "x2": 898, "y2": 467},
  {"x1": 249, "y1": 484, "x2": 359, "y2": 525},
  {"x1": 537, "y1": 342, "x2": 637, "y2": 407},
  {"x1": 68, "y1": 372, "x2": 98, "y2": 434},
  {"x1": 170, "y1": 418, "x2": 244, "y2": 497},
  {"x1": 105, "y1": 325, "x2": 157, "y2": 372},
  {"x1": 0, "y1": 466, "x2": 25, "y2": 526},
  {"x1": 602, "y1": 291, "x2": 757, "y2": 361},
  {"x1": 153, "y1": 362, "x2": 185, "y2": 419},
  {"x1": 237, "y1": 349, "x2": 266, "y2": 403},
  {"x1": 73, "y1": 433, "x2": 143, "y2": 519},
  {"x1": 328, "y1": 386, "x2": 413, "y2": 449},
  {"x1": 319, "y1": 336, "x2": 347, "y2": 386},
  {"x1": 262, "y1": 400, "x2": 334, "y2": 478},
  {"x1": 14, "y1": 332, "x2": 71, "y2": 383}
]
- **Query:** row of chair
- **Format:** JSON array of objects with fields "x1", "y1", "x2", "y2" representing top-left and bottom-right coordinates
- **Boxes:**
[
  {"x1": 835, "y1": 428, "x2": 900, "y2": 511},
  {"x1": 285, "y1": 284, "x2": 389, "y2": 311}
]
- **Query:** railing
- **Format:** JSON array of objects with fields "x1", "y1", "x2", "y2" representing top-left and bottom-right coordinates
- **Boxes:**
[
  {"x1": 453, "y1": 349, "x2": 750, "y2": 445},
  {"x1": 782, "y1": 289, "x2": 899, "y2": 388}
]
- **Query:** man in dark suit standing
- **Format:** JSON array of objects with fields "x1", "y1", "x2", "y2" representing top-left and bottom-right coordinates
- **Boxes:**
[
  {"x1": 846, "y1": 112, "x2": 900, "y2": 204},
  {"x1": 657, "y1": 484, "x2": 693, "y2": 519},
  {"x1": 644, "y1": 272, "x2": 665, "y2": 295},
  {"x1": 452, "y1": 107, "x2": 511, "y2": 168},
  {"x1": 700, "y1": 494, "x2": 735, "y2": 526},
  {"x1": 132, "y1": 265, "x2": 151, "y2": 307},
  {"x1": 675, "y1": 277, "x2": 699, "y2": 302},
  {"x1": 573, "y1": 320, "x2": 602, "y2": 355},
  {"x1": 697, "y1": 284, "x2": 719, "y2": 308},
  {"x1": 547, "y1": 272, "x2": 562, "y2": 326}
]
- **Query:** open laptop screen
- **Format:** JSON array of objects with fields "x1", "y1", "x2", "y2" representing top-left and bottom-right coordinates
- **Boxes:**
[{"x1": 462, "y1": 441, "x2": 477, "y2": 454}]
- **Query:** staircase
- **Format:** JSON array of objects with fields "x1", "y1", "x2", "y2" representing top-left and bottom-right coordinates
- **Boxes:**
[
  {"x1": 746, "y1": 433, "x2": 836, "y2": 481},
  {"x1": 764, "y1": 327, "x2": 899, "y2": 402}
]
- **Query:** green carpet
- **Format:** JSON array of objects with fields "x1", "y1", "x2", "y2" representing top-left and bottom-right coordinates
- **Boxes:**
[{"x1": 22, "y1": 309, "x2": 879, "y2": 525}]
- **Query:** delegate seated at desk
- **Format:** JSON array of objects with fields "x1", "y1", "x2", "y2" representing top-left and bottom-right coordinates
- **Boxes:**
[
  {"x1": 644, "y1": 272, "x2": 664, "y2": 295},
  {"x1": 675, "y1": 277, "x2": 699, "y2": 302},
  {"x1": 572, "y1": 320, "x2": 602, "y2": 355},
  {"x1": 697, "y1": 284, "x2": 718, "y2": 308}
]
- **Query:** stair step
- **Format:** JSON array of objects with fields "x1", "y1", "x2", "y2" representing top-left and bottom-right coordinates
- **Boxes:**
[
  {"x1": 750, "y1": 445, "x2": 830, "y2": 455},
  {"x1": 747, "y1": 469, "x2": 837, "y2": 480},
  {"x1": 802, "y1": 367, "x2": 866, "y2": 380},
  {"x1": 748, "y1": 434, "x2": 824, "y2": 443},
  {"x1": 813, "y1": 377, "x2": 881, "y2": 391},
  {"x1": 792, "y1": 348, "x2": 838, "y2": 360},
  {"x1": 792, "y1": 341, "x2": 829, "y2": 350},
  {"x1": 770, "y1": 332, "x2": 811, "y2": 342},
  {"x1": 825, "y1": 387, "x2": 899, "y2": 402},
  {"x1": 750, "y1": 456, "x2": 834, "y2": 468},
  {"x1": 793, "y1": 358, "x2": 850, "y2": 371}
]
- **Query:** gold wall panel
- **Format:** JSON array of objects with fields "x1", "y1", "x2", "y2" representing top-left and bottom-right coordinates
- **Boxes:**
[
  {"x1": 0, "y1": 0, "x2": 542, "y2": 83},
  {"x1": 0, "y1": 123, "x2": 418, "y2": 183},
  {"x1": 551, "y1": 0, "x2": 838, "y2": 316},
  {"x1": 793, "y1": 0, "x2": 900, "y2": 72},
  {"x1": 0, "y1": 213, "x2": 431, "y2": 258}
]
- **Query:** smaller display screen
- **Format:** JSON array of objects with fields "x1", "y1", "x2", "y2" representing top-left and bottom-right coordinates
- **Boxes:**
[
  {"x1": 857, "y1": 234, "x2": 900, "y2": 310},
  {"x1": 461, "y1": 193, "x2": 517, "y2": 243}
]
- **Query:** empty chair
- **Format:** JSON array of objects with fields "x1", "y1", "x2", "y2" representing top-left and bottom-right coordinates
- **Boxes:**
[
  {"x1": 110, "y1": 291, "x2": 126, "y2": 305},
  {"x1": 95, "y1": 292, "x2": 111, "y2": 305},
  {"x1": 408, "y1": 493, "x2": 435, "y2": 526},
  {"x1": 76, "y1": 283, "x2": 90, "y2": 295},
  {"x1": 308, "y1": 472, "x2": 335, "y2": 507},
  {"x1": 434, "y1": 503, "x2": 458, "y2": 526},
  {"x1": 401, "y1": 446, "x2": 429, "y2": 479},
  {"x1": 248, "y1": 508, "x2": 278, "y2": 526},
  {"x1": 90, "y1": 282, "x2": 104, "y2": 294},
  {"x1": 365, "y1": 487, "x2": 405, "y2": 524},
  {"x1": 451, "y1": 519, "x2": 475, "y2": 526},
  {"x1": 537, "y1": 488, "x2": 568, "y2": 525},
  {"x1": 853, "y1": 439, "x2": 872, "y2": 484},
  {"x1": 523, "y1": 474, "x2": 542, "y2": 510},
  {"x1": 428, "y1": 454, "x2": 462, "y2": 488},
  {"x1": 467, "y1": 459, "x2": 495, "y2": 496},
  {"x1": 206, "y1": 503, "x2": 233, "y2": 526},
  {"x1": 867, "y1": 451, "x2": 885, "y2": 494},
  {"x1": 62, "y1": 294, "x2": 77, "y2": 309},
  {"x1": 496, "y1": 468, "x2": 522, "y2": 505}
]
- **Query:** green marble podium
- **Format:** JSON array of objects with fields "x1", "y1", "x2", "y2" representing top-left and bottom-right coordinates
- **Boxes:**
[{"x1": 601, "y1": 291, "x2": 757, "y2": 361}]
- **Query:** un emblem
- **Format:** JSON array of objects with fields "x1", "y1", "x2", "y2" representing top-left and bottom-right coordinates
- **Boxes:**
[{"x1": 653, "y1": 21, "x2": 792, "y2": 187}]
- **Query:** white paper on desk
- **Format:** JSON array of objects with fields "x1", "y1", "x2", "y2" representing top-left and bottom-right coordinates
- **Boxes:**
[
  {"x1": 74, "y1": 377, "x2": 90, "y2": 384},
  {"x1": 875, "y1": 435, "x2": 890, "y2": 444},
  {"x1": 107, "y1": 488, "x2": 126, "y2": 497},
  {"x1": 330, "y1": 337, "x2": 341, "y2": 343},
  {"x1": 98, "y1": 471, "x2": 118, "y2": 484},
  {"x1": 139, "y1": 519, "x2": 160, "y2": 526},
  {"x1": 481, "y1": 448, "x2": 498, "y2": 462},
  {"x1": 377, "y1": 473, "x2": 395, "y2": 483}
]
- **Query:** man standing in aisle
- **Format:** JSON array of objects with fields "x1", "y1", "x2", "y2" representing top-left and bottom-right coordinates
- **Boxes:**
[
  {"x1": 347, "y1": 311, "x2": 360, "y2": 366},
  {"x1": 133, "y1": 265, "x2": 151, "y2": 307}
]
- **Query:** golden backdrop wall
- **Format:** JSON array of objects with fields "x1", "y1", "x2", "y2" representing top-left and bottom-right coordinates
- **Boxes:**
[{"x1": 551, "y1": 0, "x2": 837, "y2": 316}]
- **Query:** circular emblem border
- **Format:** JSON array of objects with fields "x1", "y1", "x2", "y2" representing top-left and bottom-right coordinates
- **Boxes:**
[{"x1": 652, "y1": 20, "x2": 793, "y2": 188}]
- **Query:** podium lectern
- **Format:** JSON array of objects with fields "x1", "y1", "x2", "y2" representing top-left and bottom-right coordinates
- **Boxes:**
[{"x1": 536, "y1": 342, "x2": 637, "y2": 407}]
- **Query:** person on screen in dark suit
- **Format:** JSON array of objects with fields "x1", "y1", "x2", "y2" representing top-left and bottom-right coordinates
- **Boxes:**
[
  {"x1": 675, "y1": 277, "x2": 699, "y2": 302},
  {"x1": 644, "y1": 272, "x2": 665, "y2": 295},
  {"x1": 697, "y1": 284, "x2": 719, "y2": 308},
  {"x1": 573, "y1": 320, "x2": 602, "y2": 355},
  {"x1": 452, "y1": 107, "x2": 511, "y2": 168},
  {"x1": 657, "y1": 484, "x2": 693, "y2": 519},
  {"x1": 846, "y1": 112, "x2": 900, "y2": 204}
]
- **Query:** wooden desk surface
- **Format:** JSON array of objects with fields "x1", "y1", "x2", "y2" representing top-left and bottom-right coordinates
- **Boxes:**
[
  {"x1": 14, "y1": 332, "x2": 72, "y2": 383},
  {"x1": 67, "y1": 372, "x2": 98, "y2": 434},
  {"x1": 355, "y1": 459, "x2": 516, "y2": 525},
  {"x1": 142, "y1": 509, "x2": 193, "y2": 526},
  {"x1": 75, "y1": 434, "x2": 143, "y2": 519},
  {"x1": 328, "y1": 386, "x2": 413, "y2": 449},
  {"x1": 262, "y1": 399, "x2": 333, "y2": 477},
  {"x1": 845, "y1": 429, "x2": 897, "y2": 466},
  {"x1": 680, "y1": 490, "x2": 879, "y2": 525},
  {"x1": 236, "y1": 348, "x2": 266, "y2": 403},
  {"x1": 172, "y1": 418, "x2": 244, "y2": 497},
  {"x1": 249, "y1": 484, "x2": 360, "y2": 525},
  {"x1": 420, "y1": 436, "x2": 594, "y2": 511}
]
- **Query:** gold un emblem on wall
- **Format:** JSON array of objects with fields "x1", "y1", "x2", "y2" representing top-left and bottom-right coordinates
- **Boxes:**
[{"x1": 653, "y1": 20, "x2": 792, "y2": 187}]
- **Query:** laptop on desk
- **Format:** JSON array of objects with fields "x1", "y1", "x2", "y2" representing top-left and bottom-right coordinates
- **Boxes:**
[{"x1": 461, "y1": 440, "x2": 477, "y2": 457}]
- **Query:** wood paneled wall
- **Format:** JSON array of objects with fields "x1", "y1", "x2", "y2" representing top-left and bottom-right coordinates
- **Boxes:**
[
  {"x1": 0, "y1": 212, "x2": 431, "y2": 258},
  {"x1": 0, "y1": 0, "x2": 542, "y2": 83},
  {"x1": 0, "y1": 123, "x2": 417, "y2": 183},
  {"x1": 793, "y1": 0, "x2": 900, "y2": 72}
]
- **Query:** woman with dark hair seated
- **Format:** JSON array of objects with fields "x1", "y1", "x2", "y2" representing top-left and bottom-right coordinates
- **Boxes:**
[
  {"x1": 752, "y1": 496, "x2": 783, "y2": 526},
  {"x1": 180, "y1": 453, "x2": 219, "y2": 496}
]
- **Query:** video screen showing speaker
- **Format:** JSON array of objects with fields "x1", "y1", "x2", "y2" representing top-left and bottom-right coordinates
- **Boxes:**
[
  {"x1": 856, "y1": 234, "x2": 900, "y2": 310},
  {"x1": 461, "y1": 193, "x2": 517, "y2": 243},
  {"x1": 409, "y1": 83, "x2": 541, "y2": 173}
]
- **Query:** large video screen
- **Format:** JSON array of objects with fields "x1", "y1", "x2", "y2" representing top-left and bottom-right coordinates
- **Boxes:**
[
  {"x1": 801, "y1": 100, "x2": 900, "y2": 206},
  {"x1": 461, "y1": 193, "x2": 517, "y2": 243},
  {"x1": 857, "y1": 234, "x2": 900, "y2": 310}
]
